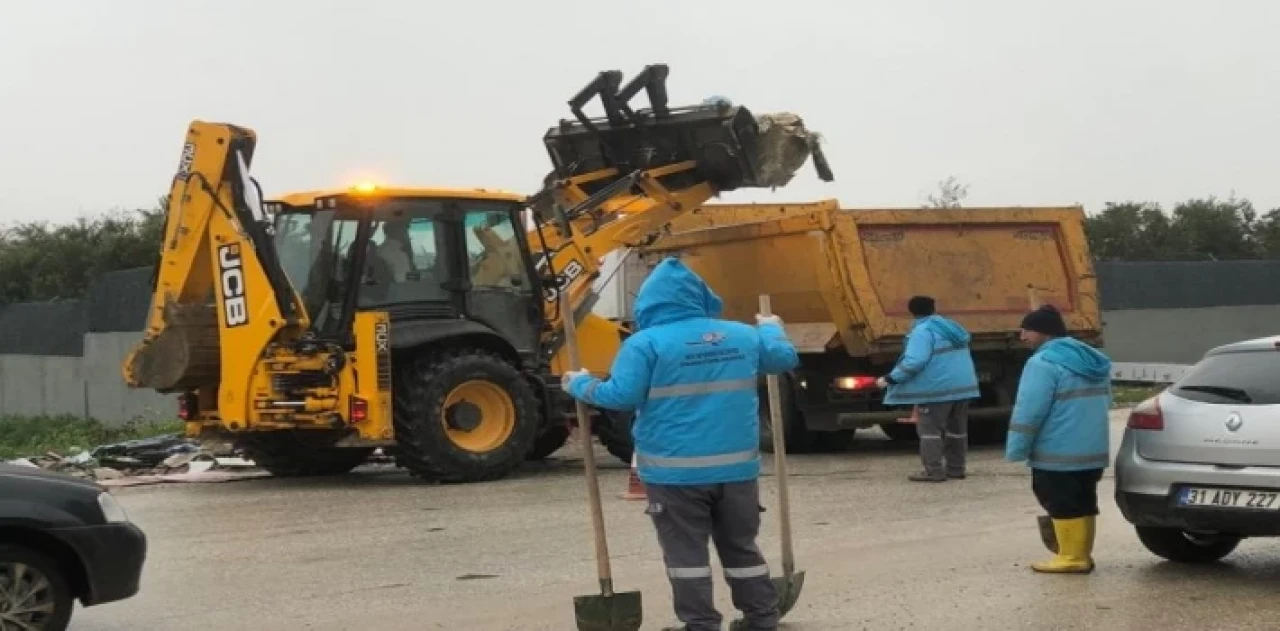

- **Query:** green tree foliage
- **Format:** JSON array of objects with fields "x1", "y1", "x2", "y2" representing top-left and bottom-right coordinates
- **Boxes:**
[
  {"x1": 0, "y1": 197, "x2": 166, "y2": 302},
  {"x1": 1085, "y1": 195, "x2": 1280, "y2": 261}
]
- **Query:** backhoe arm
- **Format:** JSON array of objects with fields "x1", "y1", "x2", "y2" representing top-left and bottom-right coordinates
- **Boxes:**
[{"x1": 124, "y1": 121, "x2": 309, "y2": 419}]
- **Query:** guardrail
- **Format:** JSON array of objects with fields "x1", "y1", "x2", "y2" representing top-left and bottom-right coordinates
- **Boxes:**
[{"x1": 1111, "y1": 362, "x2": 1190, "y2": 385}]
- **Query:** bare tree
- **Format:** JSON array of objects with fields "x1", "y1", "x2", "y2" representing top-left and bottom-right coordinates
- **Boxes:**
[{"x1": 924, "y1": 176, "x2": 969, "y2": 209}]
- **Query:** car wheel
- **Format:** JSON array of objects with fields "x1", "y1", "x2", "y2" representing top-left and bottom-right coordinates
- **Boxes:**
[
  {"x1": 1135, "y1": 526, "x2": 1242, "y2": 563},
  {"x1": 0, "y1": 544, "x2": 74, "y2": 631}
]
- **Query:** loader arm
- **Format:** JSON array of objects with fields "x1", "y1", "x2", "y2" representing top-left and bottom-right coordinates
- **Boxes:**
[
  {"x1": 123, "y1": 121, "x2": 311, "y2": 420},
  {"x1": 517, "y1": 64, "x2": 833, "y2": 374}
]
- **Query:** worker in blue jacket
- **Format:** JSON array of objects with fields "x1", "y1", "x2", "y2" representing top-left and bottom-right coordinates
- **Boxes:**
[
  {"x1": 563, "y1": 256, "x2": 799, "y2": 631},
  {"x1": 876, "y1": 296, "x2": 980, "y2": 482},
  {"x1": 1005, "y1": 304, "x2": 1112, "y2": 574}
]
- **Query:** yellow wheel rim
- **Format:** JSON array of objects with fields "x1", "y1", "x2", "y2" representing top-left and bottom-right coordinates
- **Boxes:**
[{"x1": 442, "y1": 380, "x2": 516, "y2": 453}]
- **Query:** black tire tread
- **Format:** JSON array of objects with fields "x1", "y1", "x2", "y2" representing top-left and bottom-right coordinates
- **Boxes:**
[
  {"x1": 596, "y1": 410, "x2": 634, "y2": 464},
  {"x1": 1135, "y1": 526, "x2": 1241, "y2": 563},
  {"x1": 527, "y1": 423, "x2": 572, "y2": 461},
  {"x1": 392, "y1": 348, "x2": 538, "y2": 483},
  {"x1": 0, "y1": 544, "x2": 74, "y2": 631}
]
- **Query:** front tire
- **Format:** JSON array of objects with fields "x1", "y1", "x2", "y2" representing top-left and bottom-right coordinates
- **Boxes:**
[
  {"x1": 393, "y1": 348, "x2": 538, "y2": 483},
  {"x1": 0, "y1": 544, "x2": 74, "y2": 631},
  {"x1": 1135, "y1": 526, "x2": 1242, "y2": 563}
]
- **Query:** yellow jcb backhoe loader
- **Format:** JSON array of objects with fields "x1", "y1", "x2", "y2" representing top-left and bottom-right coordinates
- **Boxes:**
[{"x1": 122, "y1": 64, "x2": 832, "y2": 482}]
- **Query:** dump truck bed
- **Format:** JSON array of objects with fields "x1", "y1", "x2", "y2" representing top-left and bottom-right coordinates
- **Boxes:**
[{"x1": 636, "y1": 200, "x2": 1103, "y2": 358}]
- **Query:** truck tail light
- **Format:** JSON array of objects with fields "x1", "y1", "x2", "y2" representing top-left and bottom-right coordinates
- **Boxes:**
[
  {"x1": 178, "y1": 393, "x2": 197, "y2": 420},
  {"x1": 349, "y1": 396, "x2": 369, "y2": 423},
  {"x1": 1127, "y1": 396, "x2": 1164, "y2": 431},
  {"x1": 833, "y1": 375, "x2": 878, "y2": 391}
]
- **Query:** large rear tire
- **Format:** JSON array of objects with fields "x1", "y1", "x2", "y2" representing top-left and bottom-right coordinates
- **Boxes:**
[
  {"x1": 596, "y1": 409, "x2": 634, "y2": 464},
  {"x1": 1135, "y1": 526, "x2": 1241, "y2": 563},
  {"x1": 392, "y1": 348, "x2": 539, "y2": 483},
  {"x1": 238, "y1": 433, "x2": 373, "y2": 477}
]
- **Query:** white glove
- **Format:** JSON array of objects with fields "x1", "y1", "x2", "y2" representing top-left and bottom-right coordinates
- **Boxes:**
[
  {"x1": 755, "y1": 314, "x2": 783, "y2": 326},
  {"x1": 875, "y1": 377, "x2": 889, "y2": 390},
  {"x1": 561, "y1": 369, "x2": 590, "y2": 391}
]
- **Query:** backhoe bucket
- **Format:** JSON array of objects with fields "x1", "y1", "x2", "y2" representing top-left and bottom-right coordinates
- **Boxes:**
[
  {"x1": 543, "y1": 64, "x2": 832, "y2": 196},
  {"x1": 772, "y1": 570, "x2": 807, "y2": 618},
  {"x1": 573, "y1": 588, "x2": 643, "y2": 631}
]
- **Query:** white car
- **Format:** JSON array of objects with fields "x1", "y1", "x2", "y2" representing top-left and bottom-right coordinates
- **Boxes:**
[{"x1": 1114, "y1": 335, "x2": 1280, "y2": 563}]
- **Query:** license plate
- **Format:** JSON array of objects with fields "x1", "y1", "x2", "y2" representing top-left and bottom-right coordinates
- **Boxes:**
[{"x1": 1179, "y1": 487, "x2": 1280, "y2": 510}]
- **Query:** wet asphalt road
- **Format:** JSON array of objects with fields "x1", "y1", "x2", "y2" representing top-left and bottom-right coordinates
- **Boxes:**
[{"x1": 72, "y1": 412, "x2": 1280, "y2": 630}]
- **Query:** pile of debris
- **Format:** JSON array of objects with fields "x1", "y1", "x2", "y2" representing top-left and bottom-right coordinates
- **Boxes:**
[{"x1": 8, "y1": 433, "x2": 262, "y2": 487}]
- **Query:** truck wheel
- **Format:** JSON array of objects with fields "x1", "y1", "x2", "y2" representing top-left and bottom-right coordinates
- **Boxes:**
[
  {"x1": 238, "y1": 433, "x2": 374, "y2": 477},
  {"x1": 0, "y1": 544, "x2": 74, "y2": 631},
  {"x1": 596, "y1": 409, "x2": 634, "y2": 464},
  {"x1": 759, "y1": 377, "x2": 819, "y2": 454},
  {"x1": 810, "y1": 429, "x2": 856, "y2": 453},
  {"x1": 968, "y1": 418, "x2": 1010, "y2": 446},
  {"x1": 392, "y1": 348, "x2": 538, "y2": 483},
  {"x1": 527, "y1": 423, "x2": 571, "y2": 461},
  {"x1": 1135, "y1": 526, "x2": 1241, "y2": 563}
]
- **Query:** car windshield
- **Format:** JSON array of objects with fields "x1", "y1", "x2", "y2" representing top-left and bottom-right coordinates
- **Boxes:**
[{"x1": 1170, "y1": 349, "x2": 1280, "y2": 406}]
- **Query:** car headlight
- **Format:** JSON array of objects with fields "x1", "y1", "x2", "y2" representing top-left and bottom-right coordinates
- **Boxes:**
[{"x1": 97, "y1": 492, "x2": 130, "y2": 524}]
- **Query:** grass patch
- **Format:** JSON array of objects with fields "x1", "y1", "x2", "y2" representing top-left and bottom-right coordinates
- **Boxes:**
[
  {"x1": 1112, "y1": 385, "x2": 1165, "y2": 407},
  {"x1": 0, "y1": 415, "x2": 184, "y2": 460}
]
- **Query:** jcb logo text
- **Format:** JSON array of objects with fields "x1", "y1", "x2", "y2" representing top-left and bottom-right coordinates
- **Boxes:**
[{"x1": 218, "y1": 245, "x2": 249, "y2": 328}]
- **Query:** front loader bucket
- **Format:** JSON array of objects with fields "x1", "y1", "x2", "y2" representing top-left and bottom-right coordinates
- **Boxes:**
[{"x1": 542, "y1": 64, "x2": 832, "y2": 196}]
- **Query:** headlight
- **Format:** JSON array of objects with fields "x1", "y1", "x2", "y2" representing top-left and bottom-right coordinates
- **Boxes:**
[{"x1": 97, "y1": 492, "x2": 130, "y2": 524}]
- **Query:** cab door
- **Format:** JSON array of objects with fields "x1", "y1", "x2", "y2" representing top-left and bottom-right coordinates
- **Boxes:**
[{"x1": 459, "y1": 205, "x2": 541, "y2": 355}]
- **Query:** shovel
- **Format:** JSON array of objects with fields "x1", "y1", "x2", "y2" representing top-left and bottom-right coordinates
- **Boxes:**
[
  {"x1": 759, "y1": 294, "x2": 806, "y2": 618},
  {"x1": 560, "y1": 288, "x2": 643, "y2": 631}
]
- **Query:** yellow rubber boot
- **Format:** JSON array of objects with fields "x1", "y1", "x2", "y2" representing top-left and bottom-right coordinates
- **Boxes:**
[
  {"x1": 1031, "y1": 517, "x2": 1094, "y2": 574},
  {"x1": 1083, "y1": 515, "x2": 1097, "y2": 571}
]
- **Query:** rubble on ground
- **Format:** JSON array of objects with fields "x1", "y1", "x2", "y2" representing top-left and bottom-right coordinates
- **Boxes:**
[{"x1": 7, "y1": 433, "x2": 261, "y2": 484}]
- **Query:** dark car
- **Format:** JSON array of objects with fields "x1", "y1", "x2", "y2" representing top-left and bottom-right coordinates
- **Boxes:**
[{"x1": 0, "y1": 463, "x2": 147, "y2": 630}]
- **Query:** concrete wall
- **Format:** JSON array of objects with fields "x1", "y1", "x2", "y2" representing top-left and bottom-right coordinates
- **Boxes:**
[
  {"x1": 1100, "y1": 305, "x2": 1280, "y2": 365},
  {"x1": 0, "y1": 332, "x2": 174, "y2": 425}
]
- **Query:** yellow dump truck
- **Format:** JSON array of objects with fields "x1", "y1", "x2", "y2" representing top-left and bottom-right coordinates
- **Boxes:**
[{"x1": 614, "y1": 199, "x2": 1103, "y2": 452}]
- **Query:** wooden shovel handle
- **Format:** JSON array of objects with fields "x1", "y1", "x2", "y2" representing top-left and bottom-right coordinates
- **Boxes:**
[
  {"x1": 560, "y1": 287, "x2": 615, "y2": 595},
  {"x1": 759, "y1": 295, "x2": 796, "y2": 573}
]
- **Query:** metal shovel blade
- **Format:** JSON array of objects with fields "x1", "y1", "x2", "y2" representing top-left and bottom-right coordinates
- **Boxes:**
[
  {"x1": 573, "y1": 590, "x2": 643, "y2": 631},
  {"x1": 772, "y1": 570, "x2": 807, "y2": 618},
  {"x1": 1037, "y1": 516, "x2": 1059, "y2": 553}
]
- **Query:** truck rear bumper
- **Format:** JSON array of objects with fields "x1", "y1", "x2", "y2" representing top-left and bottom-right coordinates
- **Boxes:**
[{"x1": 829, "y1": 405, "x2": 1012, "y2": 429}]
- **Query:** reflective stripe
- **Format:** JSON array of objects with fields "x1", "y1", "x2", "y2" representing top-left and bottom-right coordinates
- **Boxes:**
[
  {"x1": 1054, "y1": 386, "x2": 1109, "y2": 401},
  {"x1": 1009, "y1": 423, "x2": 1038, "y2": 435},
  {"x1": 947, "y1": 433, "x2": 967, "y2": 439},
  {"x1": 649, "y1": 378, "x2": 757, "y2": 399},
  {"x1": 885, "y1": 384, "x2": 980, "y2": 403},
  {"x1": 919, "y1": 435, "x2": 943, "y2": 440},
  {"x1": 1030, "y1": 451, "x2": 1109, "y2": 466},
  {"x1": 667, "y1": 566, "x2": 713, "y2": 579},
  {"x1": 637, "y1": 449, "x2": 759, "y2": 469},
  {"x1": 724, "y1": 564, "x2": 770, "y2": 579}
]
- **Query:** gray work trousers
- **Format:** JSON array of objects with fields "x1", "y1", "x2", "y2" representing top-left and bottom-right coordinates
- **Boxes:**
[
  {"x1": 645, "y1": 480, "x2": 779, "y2": 631},
  {"x1": 916, "y1": 400, "x2": 969, "y2": 476}
]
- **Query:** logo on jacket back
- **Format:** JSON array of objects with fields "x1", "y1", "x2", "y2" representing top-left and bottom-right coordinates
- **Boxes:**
[
  {"x1": 686, "y1": 332, "x2": 727, "y2": 347},
  {"x1": 218, "y1": 244, "x2": 248, "y2": 328}
]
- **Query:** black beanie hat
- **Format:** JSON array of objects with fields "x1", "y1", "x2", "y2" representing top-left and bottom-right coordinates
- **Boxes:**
[
  {"x1": 907, "y1": 295, "x2": 936, "y2": 317},
  {"x1": 1021, "y1": 305, "x2": 1068, "y2": 337}
]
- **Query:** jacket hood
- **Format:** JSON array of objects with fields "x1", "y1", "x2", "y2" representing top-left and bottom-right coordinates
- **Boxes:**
[
  {"x1": 1037, "y1": 337, "x2": 1112, "y2": 381},
  {"x1": 915, "y1": 315, "x2": 971, "y2": 348},
  {"x1": 633, "y1": 257, "x2": 723, "y2": 329}
]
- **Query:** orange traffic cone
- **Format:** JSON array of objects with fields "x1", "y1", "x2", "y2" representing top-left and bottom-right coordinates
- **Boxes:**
[{"x1": 619, "y1": 453, "x2": 646, "y2": 500}]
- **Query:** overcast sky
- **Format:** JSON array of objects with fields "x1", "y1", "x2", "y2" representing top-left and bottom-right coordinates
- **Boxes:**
[{"x1": 3, "y1": 1, "x2": 1278, "y2": 224}]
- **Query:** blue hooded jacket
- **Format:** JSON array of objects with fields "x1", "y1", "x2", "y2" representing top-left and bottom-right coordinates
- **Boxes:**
[
  {"x1": 1005, "y1": 336, "x2": 1113, "y2": 471},
  {"x1": 566, "y1": 257, "x2": 800, "y2": 485},
  {"x1": 883, "y1": 315, "x2": 980, "y2": 406}
]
